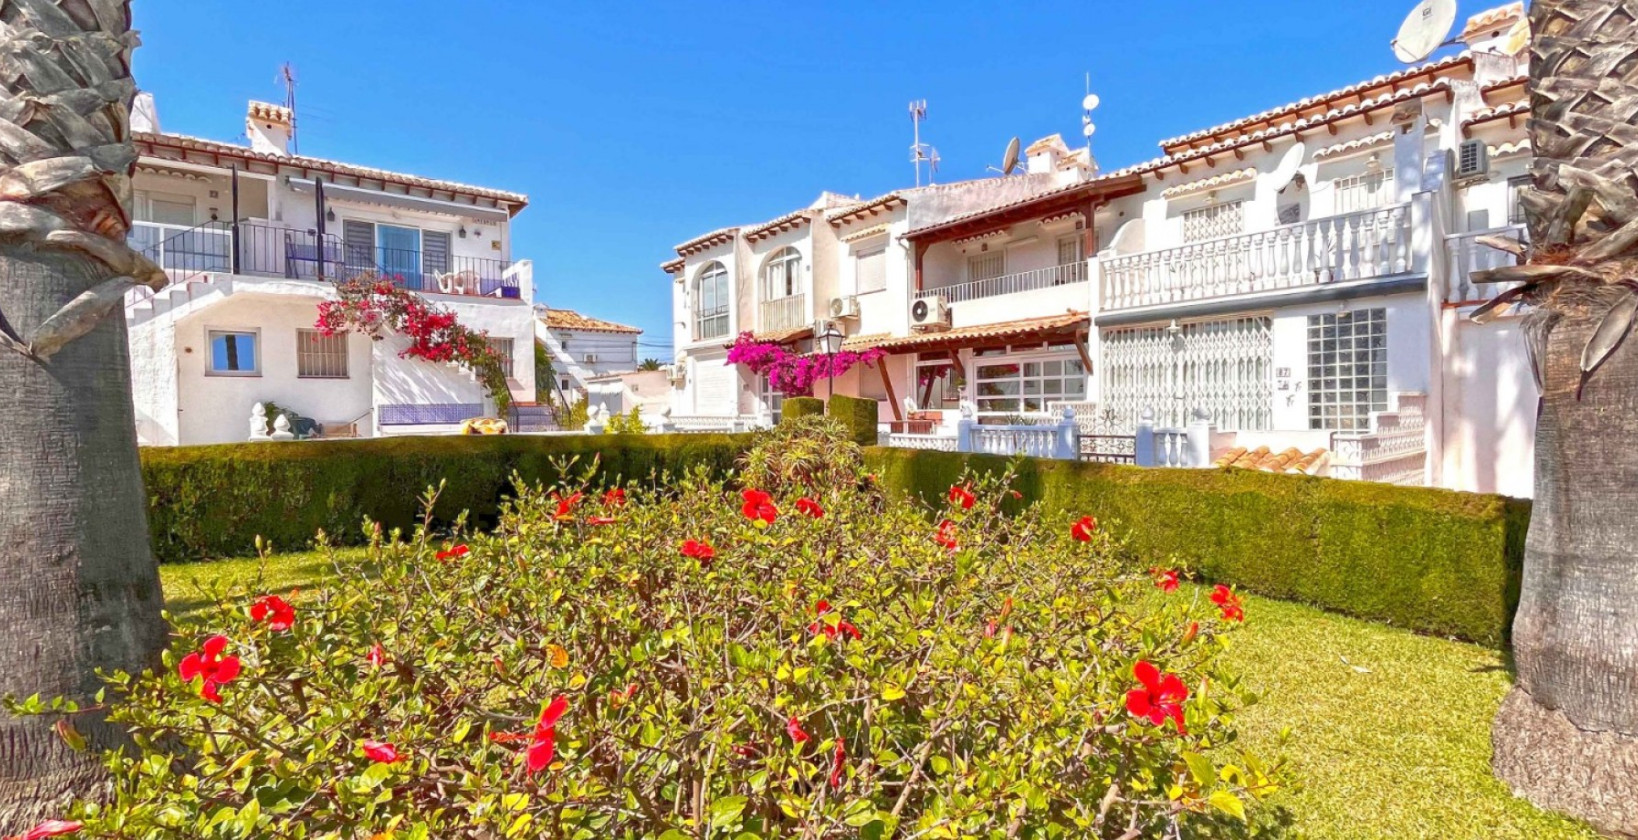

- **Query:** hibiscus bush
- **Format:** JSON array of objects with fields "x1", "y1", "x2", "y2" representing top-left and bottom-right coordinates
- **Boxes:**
[{"x1": 18, "y1": 422, "x2": 1284, "y2": 839}]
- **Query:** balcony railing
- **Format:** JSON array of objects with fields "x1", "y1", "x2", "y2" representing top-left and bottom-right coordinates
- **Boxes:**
[
  {"x1": 1101, "y1": 204, "x2": 1414, "y2": 312},
  {"x1": 758, "y1": 294, "x2": 807, "y2": 333},
  {"x1": 919, "y1": 262, "x2": 1088, "y2": 305},
  {"x1": 126, "y1": 219, "x2": 520, "y2": 299},
  {"x1": 1446, "y1": 224, "x2": 1527, "y2": 305}
]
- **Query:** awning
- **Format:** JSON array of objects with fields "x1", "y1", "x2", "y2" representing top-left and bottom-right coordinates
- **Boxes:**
[
  {"x1": 288, "y1": 177, "x2": 511, "y2": 223},
  {"x1": 843, "y1": 311, "x2": 1089, "y2": 355}
]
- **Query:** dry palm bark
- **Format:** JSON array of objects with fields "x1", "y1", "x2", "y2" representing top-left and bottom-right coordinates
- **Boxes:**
[
  {"x1": 0, "y1": 0, "x2": 167, "y2": 831},
  {"x1": 1481, "y1": 0, "x2": 1638, "y2": 834}
]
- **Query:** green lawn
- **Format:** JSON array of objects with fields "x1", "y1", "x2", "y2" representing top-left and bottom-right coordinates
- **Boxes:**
[{"x1": 159, "y1": 555, "x2": 1593, "y2": 839}]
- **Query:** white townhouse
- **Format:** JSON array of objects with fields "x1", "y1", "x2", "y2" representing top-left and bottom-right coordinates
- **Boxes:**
[
  {"x1": 125, "y1": 98, "x2": 537, "y2": 445},
  {"x1": 661, "y1": 2, "x2": 1537, "y2": 498},
  {"x1": 532, "y1": 305, "x2": 643, "y2": 400}
]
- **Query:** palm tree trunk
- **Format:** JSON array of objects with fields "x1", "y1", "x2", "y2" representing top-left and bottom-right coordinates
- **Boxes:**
[
  {"x1": 0, "y1": 0, "x2": 167, "y2": 831},
  {"x1": 1491, "y1": 0, "x2": 1638, "y2": 835}
]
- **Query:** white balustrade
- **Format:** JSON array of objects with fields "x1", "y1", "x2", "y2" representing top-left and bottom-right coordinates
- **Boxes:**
[
  {"x1": 882, "y1": 432, "x2": 959, "y2": 452},
  {"x1": 1446, "y1": 225, "x2": 1527, "y2": 305},
  {"x1": 1327, "y1": 392, "x2": 1427, "y2": 485},
  {"x1": 758, "y1": 295, "x2": 808, "y2": 333},
  {"x1": 919, "y1": 262, "x2": 1087, "y2": 305},
  {"x1": 1101, "y1": 204, "x2": 1413, "y2": 311}
]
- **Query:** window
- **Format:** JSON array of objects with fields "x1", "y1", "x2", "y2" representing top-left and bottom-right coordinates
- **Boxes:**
[
  {"x1": 1508, "y1": 175, "x2": 1531, "y2": 225},
  {"x1": 967, "y1": 251, "x2": 1005, "y2": 282},
  {"x1": 1056, "y1": 235, "x2": 1087, "y2": 283},
  {"x1": 487, "y1": 337, "x2": 515, "y2": 377},
  {"x1": 915, "y1": 359, "x2": 964, "y2": 410},
  {"x1": 694, "y1": 261, "x2": 730, "y2": 340},
  {"x1": 1181, "y1": 201, "x2": 1244, "y2": 243},
  {"x1": 974, "y1": 354, "x2": 1085, "y2": 417},
  {"x1": 856, "y1": 247, "x2": 887, "y2": 294},
  {"x1": 296, "y1": 329, "x2": 348, "y2": 378},
  {"x1": 1332, "y1": 170, "x2": 1395, "y2": 214},
  {"x1": 134, "y1": 191, "x2": 196, "y2": 226},
  {"x1": 756, "y1": 377, "x2": 784, "y2": 422},
  {"x1": 761, "y1": 247, "x2": 802, "y2": 300},
  {"x1": 341, "y1": 220, "x2": 455, "y2": 289},
  {"x1": 207, "y1": 330, "x2": 259, "y2": 376},
  {"x1": 1307, "y1": 308, "x2": 1387, "y2": 431}
]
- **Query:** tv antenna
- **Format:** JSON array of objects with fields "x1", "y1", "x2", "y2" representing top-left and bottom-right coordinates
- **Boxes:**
[
  {"x1": 1082, "y1": 73, "x2": 1101, "y2": 170},
  {"x1": 909, "y1": 100, "x2": 939, "y2": 186},
  {"x1": 1391, "y1": 0, "x2": 1459, "y2": 63},
  {"x1": 278, "y1": 62, "x2": 298, "y2": 153}
]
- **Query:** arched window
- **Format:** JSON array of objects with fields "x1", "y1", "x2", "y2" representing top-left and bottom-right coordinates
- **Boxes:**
[
  {"x1": 761, "y1": 247, "x2": 802, "y2": 301},
  {"x1": 694, "y1": 261, "x2": 729, "y2": 340}
]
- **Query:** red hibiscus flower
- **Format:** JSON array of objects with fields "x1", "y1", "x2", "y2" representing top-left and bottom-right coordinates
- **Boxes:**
[
  {"x1": 602, "y1": 487, "x2": 627, "y2": 507},
  {"x1": 741, "y1": 489, "x2": 778, "y2": 524},
  {"x1": 1071, "y1": 516, "x2": 1098, "y2": 542},
  {"x1": 587, "y1": 515, "x2": 617, "y2": 526},
  {"x1": 366, "y1": 643, "x2": 386, "y2": 667},
  {"x1": 786, "y1": 715, "x2": 810, "y2": 745},
  {"x1": 361, "y1": 740, "x2": 402, "y2": 763},
  {"x1": 609, "y1": 683, "x2": 637, "y2": 707},
  {"x1": 829, "y1": 736, "x2": 847, "y2": 787},
  {"x1": 1211, "y1": 584, "x2": 1245, "y2": 622},
  {"x1": 528, "y1": 695, "x2": 570, "y2": 773},
  {"x1": 808, "y1": 600, "x2": 861, "y2": 641},
  {"x1": 948, "y1": 484, "x2": 976, "y2": 510},
  {"x1": 11, "y1": 820, "x2": 82, "y2": 840},
  {"x1": 436, "y1": 544, "x2": 469, "y2": 562},
  {"x1": 178, "y1": 635, "x2": 242, "y2": 703},
  {"x1": 934, "y1": 519, "x2": 958, "y2": 551},
  {"x1": 680, "y1": 539, "x2": 716, "y2": 562},
  {"x1": 1125, "y1": 660, "x2": 1189, "y2": 733},
  {"x1": 250, "y1": 594, "x2": 295, "y2": 632},
  {"x1": 1153, "y1": 569, "x2": 1180, "y2": 593},
  {"x1": 795, "y1": 497, "x2": 824, "y2": 518},
  {"x1": 552, "y1": 492, "x2": 583, "y2": 521},
  {"x1": 1181, "y1": 621, "x2": 1200, "y2": 646}
]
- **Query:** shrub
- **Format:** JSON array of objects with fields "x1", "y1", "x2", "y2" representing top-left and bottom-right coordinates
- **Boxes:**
[
  {"x1": 603, "y1": 406, "x2": 648, "y2": 435},
  {"x1": 826, "y1": 394, "x2": 878, "y2": 446},
  {"x1": 781, "y1": 396, "x2": 824, "y2": 422},
  {"x1": 738, "y1": 417, "x2": 866, "y2": 497},
  {"x1": 864, "y1": 447, "x2": 1528, "y2": 647},
  {"x1": 47, "y1": 429, "x2": 1284, "y2": 838},
  {"x1": 140, "y1": 434, "x2": 748, "y2": 564}
]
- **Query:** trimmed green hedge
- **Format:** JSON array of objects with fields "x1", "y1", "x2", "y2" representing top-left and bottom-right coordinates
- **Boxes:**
[
  {"x1": 863, "y1": 447, "x2": 1529, "y2": 648},
  {"x1": 782, "y1": 397, "x2": 824, "y2": 422},
  {"x1": 827, "y1": 395, "x2": 878, "y2": 447},
  {"x1": 141, "y1": 434, "x2": 750, "y2": 564}
]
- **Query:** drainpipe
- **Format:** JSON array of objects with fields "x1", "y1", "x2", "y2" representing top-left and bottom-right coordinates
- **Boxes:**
[{"x1": 229, "y1": 165, "x2": 241, "y2": 275}]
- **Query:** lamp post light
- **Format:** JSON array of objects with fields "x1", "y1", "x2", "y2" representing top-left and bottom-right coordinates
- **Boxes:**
[{"x1": 817, "y1": 321, "x2": 845, "y2": 404}]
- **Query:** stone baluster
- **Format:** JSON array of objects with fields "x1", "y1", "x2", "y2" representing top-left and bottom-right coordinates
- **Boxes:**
[
  {"x1": 1391, "y1": 207, "x2": 1409, "y2": 274},
  {"x1": 270, "y1": 413, "x2": 295, "y2": 441},
  {"x1": 249, "y1": 402, "x2": 270, "y2": 441}
]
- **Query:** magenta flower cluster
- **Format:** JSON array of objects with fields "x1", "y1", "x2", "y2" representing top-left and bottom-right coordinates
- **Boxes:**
[{"x1": 726, "y1": 332, "x2": 886, "y2": 397}]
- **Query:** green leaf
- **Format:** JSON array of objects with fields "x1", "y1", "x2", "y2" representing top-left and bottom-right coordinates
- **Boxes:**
[
  {"x1": 709, "y1": 794, "x2": 749, "y2": 828},
  {"x1": 1182, "y1": 751, "x2": 1217, "y2": 788},
  {"x1": 1208, "y1": 790, "x2": 1247, "y2": 822},
  {"x1": 881, "y1": 683, "x2": 906, "y2": 702}
]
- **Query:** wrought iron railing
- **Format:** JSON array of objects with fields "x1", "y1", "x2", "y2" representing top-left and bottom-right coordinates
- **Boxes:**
[
  {"x1": 918, "y1": 262, "x2": 1088, "y2": 305},
  {"x1": 128, "y1": 220, "x2": 233, "y2": 274},
  {"x1": 341, "y1": 243, "x2": 517, "y2": 298}
]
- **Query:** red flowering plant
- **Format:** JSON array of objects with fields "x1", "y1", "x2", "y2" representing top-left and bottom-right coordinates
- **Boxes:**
[
  {"x1": 315, "y1": 274, "x2": 512, "y2": 414},
  {"x1": 726, "y1": 331, "x2": 886, "y2": 397},
  {"x1": 15, "y1": 420, "x2": 1283, "y2": 838}
]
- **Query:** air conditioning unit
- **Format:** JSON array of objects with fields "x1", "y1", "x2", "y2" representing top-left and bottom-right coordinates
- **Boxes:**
[
  {"x1": 829, "y1": 295, "x2": 860, "y2": 319},
  {"x1": 583, "y1": 353, "x2": 599, "y2": 364},
  {"x1": 1455, "y1": 139, "x2": 1490, "y2": 181},
  {"x1": 910, "y1": 296, "x2": 951, "y2": 331}
]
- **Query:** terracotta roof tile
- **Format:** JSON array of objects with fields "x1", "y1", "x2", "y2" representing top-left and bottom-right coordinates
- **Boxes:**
[
  {"x1": 844, "y1": 312, "x2": 1088, "y2": 354},
  {"x1": 1458, "y1": 1, "x2": 1524, "y2": 40},
  {"x1": 540, "y1": 309, "x2": 643, "y2": 335},
  {"x1": 247, "y1": 100, "x2": 293, "y2": 124},
  {"x1": 1159, "y1": 167, "x2": 1256, "y2": 199},
  {"x1": 674, "y1": 226, "x2": 739, "y2": 256},
  {"x1": 135, "y1": 131, "x2": 528, "y2": 207},
  {"x1": 1463, "y1": 100, "x2": 1530, "y2": 131},
  {"x1": 826, "y1": 193, "x2": 906, "y2": 227},
  {"x1": 748, "y1": 326, "x2": 813, "y2": 344},
  {"x1": 1214, "y1": 445, "x2": 1329, "y2": 475},
  {"x1": 660, "y1": 257, "x2": 686, "y2": 274},
  {"x1": 745, "y1": 209, "x2": 815, "y2": 241}
]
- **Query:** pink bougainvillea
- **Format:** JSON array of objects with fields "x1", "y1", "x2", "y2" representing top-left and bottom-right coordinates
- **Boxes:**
[
  {"x1": 725, "y1": 332, "x2": 886, "y2": 398},
  {"x1": 316, "y1": 276, "x2": 512, "y2": 413}
]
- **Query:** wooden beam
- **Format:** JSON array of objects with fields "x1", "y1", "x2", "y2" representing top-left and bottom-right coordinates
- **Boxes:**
[
  {"x1": 880, "y1": 362, "x2": 903, "y2": 422},
  {"x1": 946, "y1": 348, "x2": 966, "y2": 380},
  {"x1": 1080, "y1": 198, "x2": 1097, "y2": 263},
  {"x1": 912, "y1": 241, "x2": 927, "y2": 293},
  {"x1": 1072, "y1": 329, "x2": 1094, "y2": 373}
]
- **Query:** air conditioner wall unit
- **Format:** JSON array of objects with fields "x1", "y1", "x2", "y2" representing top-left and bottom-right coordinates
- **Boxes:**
[
  {"x1": 910, "y1": 296, "x2": 951, "y2": 331},
  {"x1": 828, "y1": 295, "x2": 860, "y2": 319},
  {"x1": 1455, "y1": 139, "x2": 1490, "y2": 181}
]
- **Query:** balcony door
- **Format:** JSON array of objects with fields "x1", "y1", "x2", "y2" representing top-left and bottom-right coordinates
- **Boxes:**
[{"x1": 379, "y1": 224, "x2": 422, "y2": 290}]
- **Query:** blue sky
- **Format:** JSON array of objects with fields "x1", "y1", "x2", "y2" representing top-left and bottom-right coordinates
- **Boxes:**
[{"x1": 132, "y1": 0, "x2": 1451, "y2": 353}]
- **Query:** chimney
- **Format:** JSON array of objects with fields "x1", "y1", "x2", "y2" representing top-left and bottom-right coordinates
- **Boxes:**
[
  {"x1": 131, "y1": 91, "x2": 159, "y2": 133},
  {"x1": 1026, "y1": 135, "x2": 1066, "y2": 175},
  {"x1": 246, "y1": 100, "x2": 294, "y2": 156}
]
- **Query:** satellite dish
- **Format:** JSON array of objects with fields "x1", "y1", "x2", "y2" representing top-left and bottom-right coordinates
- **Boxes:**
[
  {"x1": 1082, "y1": 122, "x2": 1096, "y2": 138},
  {"x1": 1259, "y1": 141, "x2": 1307, "y2": 194},
  {"x1": 1082, "y1": 93, "x2": 1101, "y2": 111},
  {"x1": 1001, "y1": 136, "x2": 1021, "y2": 175},
  {"x1": 1391, "y1": 0, "x2": 1458, "y2": 64}
]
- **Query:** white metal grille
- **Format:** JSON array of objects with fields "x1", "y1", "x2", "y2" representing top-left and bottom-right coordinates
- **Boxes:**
[
  {"x1": 1307, "y1": 308, "x2": 1386, "y2": 431},
  {"x1": 1181, "y1": 201, "x2": 1244, "y2": 243},
  {"x1": 1333, "y1": 171, "x2": 1394, "y2": 214},
  {"x1": 296, "y1": 329, "x2": 348, "y2": 378},
  {"x1": 1101, "y1": 316, "x2": 1271, "y2": 430},
  {"x1": 967, "y1": 251, "x2": 1005, "y2": 282},
  {"x1": 487, "y1": 337, "x2": 515, "y2": 377}
]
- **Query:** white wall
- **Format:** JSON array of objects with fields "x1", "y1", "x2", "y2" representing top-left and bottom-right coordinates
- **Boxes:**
[
  {"x1": 173, "y1": 293, "x2": 374, "y2": 445},
  {"x1": 1439, "y1": 312, "x2": 1536, "y2": 497},
  {"x1": 129, "y1": 316, "x2": 180, "y2": 445},
  {"x1": 1267, "y1": 292, "x2": 1429, "y2": 432},
  {"x1": 554, "y1": 329, "x2": 639, "y2": 377}
]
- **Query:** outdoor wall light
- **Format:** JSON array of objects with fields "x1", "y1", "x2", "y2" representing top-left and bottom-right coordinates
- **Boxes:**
[
  {"x1": 325, "y1": 208, "x2": 336, "y2": 222},
  {"x1": 458, "y1": 225, "x2": 467, "y2": 238}
]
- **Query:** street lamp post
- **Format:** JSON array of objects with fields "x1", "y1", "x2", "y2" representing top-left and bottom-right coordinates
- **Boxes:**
[{"x1": 817, "y1": 322, "x2": 845, "y2": 405}]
